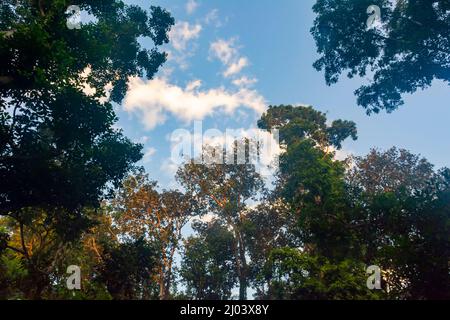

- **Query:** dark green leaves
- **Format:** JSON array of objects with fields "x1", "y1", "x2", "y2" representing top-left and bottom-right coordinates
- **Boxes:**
[{"x1": 311, "y1": 0, "x2": 450, "y2": 113}]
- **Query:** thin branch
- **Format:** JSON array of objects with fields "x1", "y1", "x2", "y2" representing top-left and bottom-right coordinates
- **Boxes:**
[{"x1": 6, "y1": 245, "x2": 26, "y2": 255}]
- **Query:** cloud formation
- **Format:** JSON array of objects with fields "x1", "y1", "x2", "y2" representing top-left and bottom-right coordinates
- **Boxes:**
[
  {"x1": 123, "y1": 77, "x2": 266, "y2": 129},
  {"x1": 169, "y1": 21, "x2": 202, "y2": 51},
  {"x1": 165, "y1": 21, "x2": 202, "y2": 71},
  {"x1": 210, "y1": 38, "x2": 238, "y2": 64},
  {"x1": 232, "y1": 76, "x2": 258, "y2": 87},
  {"x1": 210, "y1": 38, "x2": 252, "y2": 78},
  {"x1": 142, "y1": 147, "x2": 157, "y2": 163},
  {"x1": 204, "y1": 9, "x2": 223, "y2": 27},
  {"x1": 186, "y1": 0, "x2": 199, "y2": 15},
  {"x1": 224, "y1": 57, "x2": 249, "y2": 78}
]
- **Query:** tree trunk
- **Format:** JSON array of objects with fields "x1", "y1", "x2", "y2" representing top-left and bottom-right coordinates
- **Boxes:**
[
  {"x1": 237, "y1": 231, "x2": 248, "y2": 300},
  {"x1": 158, "y1": 267, "x2": 166, "y2": 300}
]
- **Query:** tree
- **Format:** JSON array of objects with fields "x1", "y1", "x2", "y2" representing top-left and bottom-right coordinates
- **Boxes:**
[
  {"x1": 258, "y1": 105, "x2": 359, "y2": 259},
  {"x1": 264, "y1": 248, "x2": 381, "y2": 300},
  {"x1": 177, "y1": 143, "x2": 265, "y2": 300},
  {"x1": 346, "y1": 147, "x2": 435, "y2": 195},
  {"x1": 0, "y1": 0, "x2": 173, "y2": 100},
  {"x1": 311, "y1": 0, "x2": 450, "y2": 113},
  {"x1": 244, "y1": 197, "x2": 296, "y2": 299},
  {"x1": 346, "y1": 148, "x2": 450, "y2": 299},
  {"x1": 180, "y1": 220, "x2": 237, "y2": 300},
  {"x1": 111, "y1": 172, "x2": 193, "y2": 300},
  {"x1": 98, "y1": 238, "x2": 160, "y2": 300},
  {"x1": 0, "y1": 0, "x2": 174, "y2": 298},
  {"x1": 256, "y1": 105, "x2": 378, "y2": 299}
]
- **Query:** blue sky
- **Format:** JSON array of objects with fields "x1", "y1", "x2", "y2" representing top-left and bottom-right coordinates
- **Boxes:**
[{"x1": 115, "y1": 0, "x2": 450, "y2": 189}]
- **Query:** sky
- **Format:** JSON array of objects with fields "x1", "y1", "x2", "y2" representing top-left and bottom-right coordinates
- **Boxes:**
[{"x1": 113, "y1": 0, "x2": 450, "y2": 190}]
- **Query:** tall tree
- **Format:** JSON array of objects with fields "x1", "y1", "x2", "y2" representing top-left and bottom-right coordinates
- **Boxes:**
[
  {"x1": 311, "y1": 0, "x2": 450, "y2": 113},
  {"x1": 0, "y1": 0, "x2": 174, "y2": 298},
  {"x1": 177, "y1": 143, "x2": 265, "y2": 300},
  {"x1": 258, "y1": 105, "x2": 359, "y2": 259},
  {"x1": 111, "y1": 172, "x2": 193, "y2": 300},
  {"x1": 180, "y1": 220, "x2": 237, "y2": 300},
  {"x1": 257, "y1": 105, "x2": 375, "y2": 299},
  {"x1": 346, "y1": 148, "x2": 450, "y2": 299},
  {"x1": 244, "y1": 197, "x2": 296, "y2": 299}
]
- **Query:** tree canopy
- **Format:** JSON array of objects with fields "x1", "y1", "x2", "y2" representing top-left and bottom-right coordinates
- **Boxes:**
[
  {"x1": 0, "y1": 0, "x2": 448, "y2": 301},
  {"x1": 311, "y1": 0, "x2": 450, "y2": 113}
]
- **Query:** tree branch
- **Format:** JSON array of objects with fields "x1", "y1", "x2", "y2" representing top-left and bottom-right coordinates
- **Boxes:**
[{"x1": 6, "y1": 245, "x2": 26, "y2": 255}]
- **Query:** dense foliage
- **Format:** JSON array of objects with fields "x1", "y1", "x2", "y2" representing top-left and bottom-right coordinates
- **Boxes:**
[
  {"x1": 0, "y1": 1, "x2": 448, "y2": 300},
  {"x1": 311, "y1": 0, "x2": 450, "y2": 113}
]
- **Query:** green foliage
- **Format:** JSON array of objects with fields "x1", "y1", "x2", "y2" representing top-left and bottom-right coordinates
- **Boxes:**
[
  {"x1": 0, "y1": 1, "x2": 448, "y2": 300},
  {"x1": 0, "y1": 0, "x2": 173, "y2": 231},
  {"x1": 347, "y1": 149, "x2": 450, "y2": 299},
  {"x1": 311, "y1": 0, "x2": 450, "y2": 113},
  {"x1": 0, "y1": 0, "x2": 174, "y2": 299},
  {"x1": 265, "y1": 248, "x2": 382, "y2": 300},
  {"x1": 0, "y1": 0, "x2": 174, "y2": 101},
  {"x1": 258, "y1": 105, "x2": 449, "y2": 300},
  {"x1": 259, "y1": 105, "x2": 360, "y2": 260},
  {"x1": 180, "y1": 221, "x2": 237, "y2": 300},
  {"x1": 258, "y1": 105, "x2": 357, "y2": 148},
  {"x1": 244, "y1": 198, "x2": 297, "y2": 298},
  {"x1": 177, "y1": 145, "x2": 265, "y2": 300},
  {"x1": 98, "y1": 238, "x2": 160, "y2": 300},
  {"x1": 0, "y1": 253, "x2": 28, "y2": 299}
]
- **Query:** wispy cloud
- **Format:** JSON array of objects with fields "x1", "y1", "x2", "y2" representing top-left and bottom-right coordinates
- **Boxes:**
[
  {"x1": 142, "y1": 147, "x2": 157, "y2": 163},
  {"x1": 169, "y1": 21, "x2": 202, "y2": 51},
  {"x1": 210, "y1": 38, "x2": 238, "y2": 65},
  {"x1": 232, "y1": 76, "x2": 258, "y2": 88},
  {"x1": 204, "y1": 9, "x2": 225, "y2": 28},
  {"x1": 224, "y1": 57, "x2": 249, "y2": 78},
  {"x1": 210, "y1": 38, "x2": 251, "y2": 78},
  {"x1": 186, "y1": 0, "x2": 199, "y2": 15},
  {"x1": 166, "y1": 21, "x2": 202, "y2": 70}
]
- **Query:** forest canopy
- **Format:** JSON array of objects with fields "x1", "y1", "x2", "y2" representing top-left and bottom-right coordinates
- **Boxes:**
[{"x1": 0, "y1": 0, "x2": 449, "y2": 301}]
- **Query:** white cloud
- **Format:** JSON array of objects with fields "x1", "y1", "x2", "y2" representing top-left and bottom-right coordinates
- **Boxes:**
[
  {"x1": 185, "y1": 79, "x2": 202, "y2": 91},
  {"x1": 166, "y1": 21, "x2": 202, "y2": 70},
  {"x1": 232, "y1": 76, "x2": 258, "y2": 87},
  {"x1": 159, "y1": 159, "x2": 181, "y2": 190},
  {"x1": 142, "y1": 147, "x2": 157, "y2": 163},
  {"x1": 137, "y1": 136, "x2": 150, "y2": 144},
  {"x1": 210, "y1": 38, "x2": 251, "y2": 79},
  {"x1": 186, "y1": 0, "x2": 199, "y2": 15},
  {"x1": 169, "y1": 21, "x2": 202, "y2": 51},
  {"x1": 204, "y1": 9, "x2": 221, "y2": 27},
  {"x1": 224, "y1": 57, "x2": 249, "y2": 78},
  {"x1": 333, "y1": 147, "x2": 353, "y2": 161},
  {"x1": 123, "y1": 77, "x2": 266, "y2": 129},
  {"x1": 186, "y1": 0, "x2": 198, "y2": 14},
  {"x1": 210, "y1": 38, "x2": 238, "y2": 65}
]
